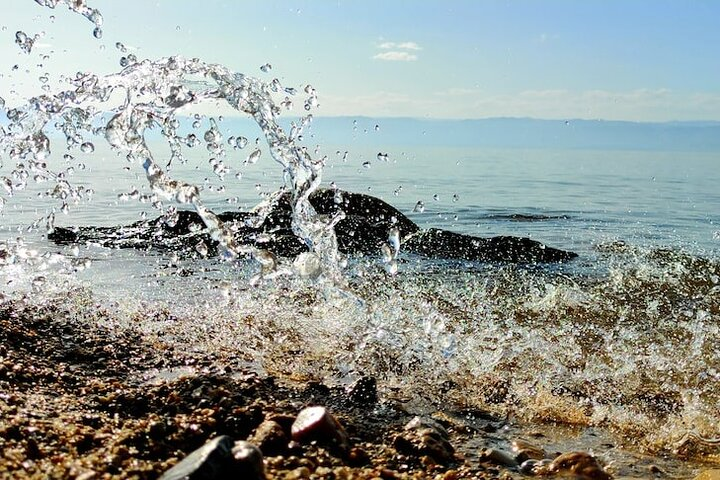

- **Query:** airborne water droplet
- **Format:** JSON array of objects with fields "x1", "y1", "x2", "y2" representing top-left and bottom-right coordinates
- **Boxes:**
[
  {"x1": 80, "y1": 142, "x2": 94, "y2": 153},
  {"x1": 260, "y1": 63, "x2": 272, "y2": 73},
  {"x1": 246, "y1": 148, "x2": 261, "y2": 164},
  {"x1": 413, "y1": 201, "x2": 425, "y2": 213},
  {"x1": 93, "y1": 27, "x2": 102, "y2": 39}
]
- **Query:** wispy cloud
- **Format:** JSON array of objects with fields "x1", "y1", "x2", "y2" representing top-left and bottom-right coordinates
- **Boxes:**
[
  {"x1": 378, "y1": 41, "x2": 422, "y2": 51},
  {"x1": 373, "y1": 51, "x2": 418, "y2": 62},
  {"x1": 373, "y1": 40, "x2": 422, "y2": 62}
]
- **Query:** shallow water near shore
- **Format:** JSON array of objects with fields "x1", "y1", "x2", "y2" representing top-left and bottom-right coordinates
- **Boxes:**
[{"x1": 2, "y1": 2, "x2": 720, "y2": 478}]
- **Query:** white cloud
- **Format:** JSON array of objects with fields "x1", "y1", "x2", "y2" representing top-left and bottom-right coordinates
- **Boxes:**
[
  {"x1": 373, "y1": 51, "x2": 418, "y2": 62},
  {"x1": 378, "y1": 41, "x2": 422, "y2": 50}
]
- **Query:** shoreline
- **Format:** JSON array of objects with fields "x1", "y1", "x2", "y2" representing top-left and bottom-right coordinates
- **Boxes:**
[{"x1": 0, "y1": 293, "x2": 711, "y2": 479}]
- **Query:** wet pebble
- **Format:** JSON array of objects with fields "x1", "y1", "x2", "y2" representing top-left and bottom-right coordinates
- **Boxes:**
[
  {"x1": 231, "y1": 441, "x2": 266, "y2": 479},
  {"x1": 290, "y1": 406, "x2": 350, "y2": 453},
  {"x1": 394, "y1": 416, "x2": 455, "y2": 464},
  {"x1": 511, "y1": 438, "x2": 546, "y2": 463},
  {"x1": 159, "y1": 436, "x2": 266, "y2": 480},
  {"x1": 545, "y1": 451, "x2": 612, "y2": 480},
  {"x1": 159, "y1": 435, "x2": 235, "y2": 480},
  {"x1": 248, "y1": 419, "x2": 288, "y2": 456},
  {"x1": 479, "y1": 447, "x2": 517, "y2": 468}
]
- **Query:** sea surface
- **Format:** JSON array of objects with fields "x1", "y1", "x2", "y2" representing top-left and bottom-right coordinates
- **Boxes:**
[{"x1": 1, "y1": 2, "x2": 720, "y2": 478}]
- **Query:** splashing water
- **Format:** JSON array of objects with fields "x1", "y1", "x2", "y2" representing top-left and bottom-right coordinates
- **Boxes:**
[
  {"x1": 1, "y1": 33, "x2": 344, "y2": 283},
  {"x1": 2, "y1": 2, "x2": 720, "y2": 478}
]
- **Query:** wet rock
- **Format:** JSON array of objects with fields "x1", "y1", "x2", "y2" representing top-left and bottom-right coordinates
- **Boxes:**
[
  {"x1": 290, "y1": 406, "x2": 350, "y2": 453},
  {"x1": 546, "y1": 451, "x2": 612, "y2": 480},
  {"x1": 479, "y1": 448, "x2": 517, "y2": 468},
  {"x1": 346, "y1": 376, "x2": 378, "y2": 405},
  {"x1": 231, "y1": 441, "x2": 266, "y2": 479},
  {"x1": 519, "y1": 458, "x2": 552, "y2": 475},
  {"x1": 159, "y1": 435, "x2": 235, "y2": 480},
  {"x1": 248, "y1": 420, "x2": 288, "y2": 456},
  {"x1": 511, "y1": 438, "x2": 546, "y2": 463},
  {"x1": 394, "y1": 416, "x2": 455, "y2": 464}
]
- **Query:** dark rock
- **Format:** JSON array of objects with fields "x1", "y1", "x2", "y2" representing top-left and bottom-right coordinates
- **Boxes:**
[
  {"x1": 346, "y1": 376, "x2": 378, "y2": 405},
  {"x1": 290, "y1": 406, "x2": 350, "y2": 453},
  {"x1": 394, "y1": 416, "x2": 455, "y2": 464},
  {"x1": 159, "y1": 435, "x2": 235, "y2": 480},
  {"x1": 48, "y1": 188, "x2": 577, "y2": 264},
  {"x1": 248, "y1": 420, "x2": 288, "y2": 456}
]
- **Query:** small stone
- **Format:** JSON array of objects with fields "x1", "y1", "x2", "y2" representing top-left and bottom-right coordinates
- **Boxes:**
[
  {"x1": 249, "y1": 420, "x2": 288, "y2": 456},
  {"x1": 511, "y1": 438, "x2": 546, "y2": 463},
  {"x1": 346, "y1": 376, "x2": 378, "y2": 404},
  {"x1": 519, "y1": 459, "x2": 540, "y2": 474},
  {"x1": 547, "y1": 451, "x2": 612, "y2": 480},
  {"x1": 291, "y1": 406, "x2": 350, "y2": 452},
  {"x1": 231, "y1": 441, "x2": 265, "y2": 479},
  {"x1": 394, "y1": 416, "x2": 455, "y2": 464},
  {"x1": 159, "y1": 435, "x2": 235, "y2": 480},
  {"x1": 480, "y1": 448, "x2": 518, "y2": 468}
]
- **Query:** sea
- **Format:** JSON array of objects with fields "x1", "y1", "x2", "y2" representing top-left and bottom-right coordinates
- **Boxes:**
[{"x1": 2, "y1": 2, "x2": 720, "y2": 479}]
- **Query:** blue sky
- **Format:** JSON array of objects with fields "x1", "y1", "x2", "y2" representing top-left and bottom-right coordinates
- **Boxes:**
[{"x1": 1, "y1": 0, "x2": 719, "y2": 121}]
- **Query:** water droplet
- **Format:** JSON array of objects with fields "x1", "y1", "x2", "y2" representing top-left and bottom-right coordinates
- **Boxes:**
[
  {"x1": 195, "y1": 241, "x2": 208, "y2": 257},
  {"x1": 433, "y1": 194, "x2": 440, "y2": 201},
  {"x1": 294, "y1": 252, "x2": 322, "y2": 279},
  {"x1": 413, "y1": 201, "x2": 425, "y2": 213},
  {"x1": 452, "y1": 194, "x2": 459, "y2": 202},
  {"x1": 92, "y1": 27, "x2": 102, "y2": 39},
  {"x1": 260, "y1": 63, "x2": 272, "y2": 73},
  {"x1": 80, "y1": 142, "x2": 94, "y2": 153},
  {"x1": 374, "y1": 124, "x2": 380, "y2": 131},
  {"x1": 246, "y1": 148, "x2": 261, "y2": 164},
  {"x1": 362, "y1": 161, "x2": 371, "y2": 169},
  {"x1": 235, "y1": 136, "x2": 248, "y2": 149},
  {"x1": 377, "y1": 152, "x2": 389, "y2": 162},
  {"x1": 115, "y1": 41, "x2": 127, "y2": 52}
]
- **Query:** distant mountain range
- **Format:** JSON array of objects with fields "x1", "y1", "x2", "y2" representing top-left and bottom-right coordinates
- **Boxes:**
[{"x1": 300, "y1": 116, "x2": 720, "y2": 151}]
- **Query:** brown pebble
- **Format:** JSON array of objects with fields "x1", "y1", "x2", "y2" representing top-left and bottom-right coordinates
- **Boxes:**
[
  {"x1": 291, "y1": 406, "x2": 350, "y2": 452},
  {"x1": 548, "y1": 451, "x2": 612, "y2": 480},
  {"x1": 231, "y1": 440, "x2": 266, "y2": 479},
  {"x1": 511, "y1": 438, "x2": 546, "y2": 463},
  {"x1": 249, "y1": 420, "x2": 288, "y2": 456}
]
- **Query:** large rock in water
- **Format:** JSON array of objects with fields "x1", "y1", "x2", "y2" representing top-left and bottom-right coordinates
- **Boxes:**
[{"x1": 48, "y1": 188, "x2": 577, "y2": 263}]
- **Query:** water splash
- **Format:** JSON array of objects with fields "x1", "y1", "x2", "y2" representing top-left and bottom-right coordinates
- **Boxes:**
[{"x1": 1, "y1": 48, "x2": 344, "y2": 282}]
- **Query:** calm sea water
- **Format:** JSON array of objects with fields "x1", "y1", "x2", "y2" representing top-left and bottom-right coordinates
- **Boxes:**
[{"x1": 4, "y1": 140, "x2": 718, "y2": 261}]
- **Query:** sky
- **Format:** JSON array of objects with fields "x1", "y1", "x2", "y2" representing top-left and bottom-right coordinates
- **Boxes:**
[{"x1": 1, "y1": 0, "x2": 719, "y2": 122}]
